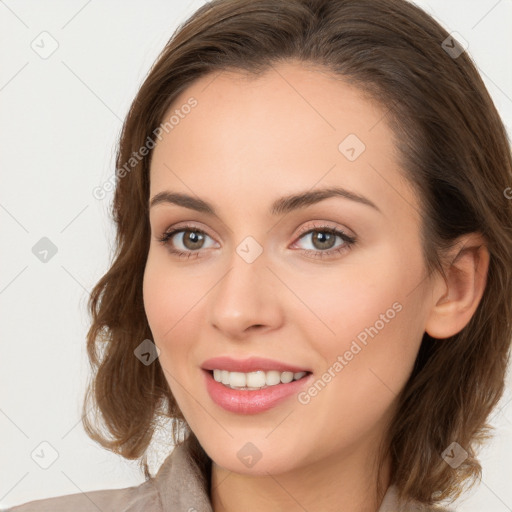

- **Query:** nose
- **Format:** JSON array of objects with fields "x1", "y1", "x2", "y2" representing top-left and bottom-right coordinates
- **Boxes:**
[{"x1": 208, "y1": 250, "x2": 283, "y2": 340}]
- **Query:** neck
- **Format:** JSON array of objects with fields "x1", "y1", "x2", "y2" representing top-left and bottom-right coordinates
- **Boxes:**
[{"x1": 210, "y1": 439, "x2": 391, "y2": 512}]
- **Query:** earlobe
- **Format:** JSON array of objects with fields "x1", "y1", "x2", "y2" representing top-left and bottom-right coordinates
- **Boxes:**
[{"x1": 424, "y1": 233, "x2": 490, "y2": 340}]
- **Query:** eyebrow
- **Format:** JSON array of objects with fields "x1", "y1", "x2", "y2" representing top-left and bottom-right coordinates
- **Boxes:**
[{"x1": 149, "y1": 186, "x2": 381, "y2": 216}]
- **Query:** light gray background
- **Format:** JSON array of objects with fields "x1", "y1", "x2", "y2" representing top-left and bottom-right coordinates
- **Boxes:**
[{"x1": 1, "y1": 0, "x2": 511, "y2": 510}]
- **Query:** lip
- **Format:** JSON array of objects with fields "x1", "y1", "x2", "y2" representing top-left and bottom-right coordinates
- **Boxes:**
[
  {"x1": 202, "y1": 369, "x2": 313, "y2": 414},
  {"x1": 201, "y1": 356, "x2": 311, "y2": 373}
]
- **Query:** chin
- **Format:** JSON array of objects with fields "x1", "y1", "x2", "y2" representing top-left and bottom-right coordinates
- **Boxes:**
[{"x1": 199, "y1": 435, "x2": 304, "y2": 476}]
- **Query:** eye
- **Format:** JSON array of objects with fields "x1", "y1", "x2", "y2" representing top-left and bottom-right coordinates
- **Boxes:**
[
  {"x1": 156, "y1": 222, "x2": 356, "y2": 260},
  {"x1": 156, "y1": 224, "x2": 216, "y2": 260},
  {"x1": 292, "y1": 223, "x2": 356, "y2": 259}
]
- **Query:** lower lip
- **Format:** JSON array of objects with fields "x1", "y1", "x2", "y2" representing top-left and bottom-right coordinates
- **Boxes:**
[{"x1": 203, "y1": 369, "x2": 312, "y2": 414}]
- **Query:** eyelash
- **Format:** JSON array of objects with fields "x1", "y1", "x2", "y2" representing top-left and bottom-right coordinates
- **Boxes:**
[{"x1": 156, "y1": 222, "x2": 356, "y2": 261}]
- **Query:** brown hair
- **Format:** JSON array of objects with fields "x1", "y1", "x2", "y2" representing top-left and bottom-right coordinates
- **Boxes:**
[{"x1": 82, "y1": 0, "x2": 512, "y2": 507}]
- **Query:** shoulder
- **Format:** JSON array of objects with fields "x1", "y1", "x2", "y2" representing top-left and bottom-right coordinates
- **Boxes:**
[
  {"x1": 6, "y1": 478, "x2": 161, "y2": 512},
  {"x1": 5, "y1": 438, "x2": 209, "y2": 512}
]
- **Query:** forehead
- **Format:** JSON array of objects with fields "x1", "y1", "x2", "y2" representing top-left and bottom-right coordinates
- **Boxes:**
[{"x1": 149, "y1": 61, "x2": 419, "y2": 221}]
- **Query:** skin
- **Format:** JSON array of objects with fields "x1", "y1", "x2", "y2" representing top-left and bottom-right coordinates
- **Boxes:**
[{"x1": 143, "y1": 60, "x2": 489, "y2": 512}]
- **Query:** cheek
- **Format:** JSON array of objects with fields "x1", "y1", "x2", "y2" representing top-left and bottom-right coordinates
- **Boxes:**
[
  {"x1": 295, "y1": 296, "x2": 424, "y2": 458},
  {"x1": 142, "y1": 255, "x2": 194, "y2": 404},
  {"x1": 143, "y1": 251, "x2": 200, "y2": 340},
  {"x1": 142, "y1": 250, "x2": 212, "y2": 385},
  {"x1": 143, "y1": 255, "x2": 172, "y2": 337},
  {"x1": 300, "y1": 243, "x2": 427, "y2": 395},
  {"x1": 289, "y1": 268, "x2": 416, "y2": 358}
]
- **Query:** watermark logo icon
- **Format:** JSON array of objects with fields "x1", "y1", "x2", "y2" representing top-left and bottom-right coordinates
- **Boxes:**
[
  {"x1": 31, "y1": 441, "x2": 59, "y2": 469},
  {"x1": 441, "y1": 32, "x2": 468, "y2": 59},
  {"x1": 32, "y1": 237, "x2": 58, "y2": 263},
  {"x1": 338, "y1": 134, "x2": 366, "y2": 161},
  {"x1": 236, "y1": 236, "x2": 263, "y2": 264},
  {"x1": 134, "y1": 339, "x2": 160, "y2": 365},
  {"x1": 441, "y1": 441, "x2": 468, "y2": 468},
  {"x1": 237, "y1": 442, "x2": 262, "y2": 468},
  {"x1": 31, "y1": 31, "x2": 59, "y2": 59}
]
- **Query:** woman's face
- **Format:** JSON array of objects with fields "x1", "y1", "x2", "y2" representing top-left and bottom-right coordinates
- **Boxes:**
[{"x1": 144, "y1": 61, "x2": 436, "y2": 476}]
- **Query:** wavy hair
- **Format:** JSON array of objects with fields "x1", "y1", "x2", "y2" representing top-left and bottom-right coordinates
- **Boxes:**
[{"x1": 82, "y1": 0, "x2": 512, "y2": 507}]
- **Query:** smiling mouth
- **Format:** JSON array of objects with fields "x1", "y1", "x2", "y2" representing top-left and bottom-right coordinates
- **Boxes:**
[{"x1": 208, "y1": 369, "x2": 311, "y2": 390}]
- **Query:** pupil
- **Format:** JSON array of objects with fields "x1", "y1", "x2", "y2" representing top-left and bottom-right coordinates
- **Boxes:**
[
  {"x1": 314, "y1": 232, "x2": 334, "y2": 250},
  {"x1": 186, "y1": 231, "x2": 203, "y2": 249}
]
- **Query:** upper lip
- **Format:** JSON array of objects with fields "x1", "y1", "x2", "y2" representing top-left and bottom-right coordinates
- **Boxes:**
[{"x1": 201, "y1": 356, "x2": 311, "y2": 373}]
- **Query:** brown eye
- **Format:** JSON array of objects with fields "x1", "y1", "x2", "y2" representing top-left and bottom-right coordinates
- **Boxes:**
[
  {"x1": 180, "y1": 230, "x2": 206, "y2": 250},
  {"x1": 293, "y1": 225, "x2": 356, "y2": 260},
  {"x1": 307, "y1": 231, "x2": 337, "y2": 251},
  {"x1": 157, "y1": 225, "x2": 216, "y2": 258}
]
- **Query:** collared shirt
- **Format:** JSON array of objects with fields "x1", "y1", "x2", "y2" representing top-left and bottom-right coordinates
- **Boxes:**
[{"x1": 8, "y1": 438, "x2": 454, "y2": 512}]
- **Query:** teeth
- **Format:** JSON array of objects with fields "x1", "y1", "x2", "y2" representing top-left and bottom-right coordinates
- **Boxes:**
[
  {"x1": 212, "y1": 369, "x2": 308, "y2": 390},
  {"x1": 246, "y1": 371, "x2": 266, "y2": 387},
  {"x1": 281, "y1": 371, "x2": 294, "y2": 383},
  {"x1": 230, "y1": 372, "x2": 246, "y2": 388},
  {"x1": 266, "y1": 370, "x2": 281, "y2": 386}
]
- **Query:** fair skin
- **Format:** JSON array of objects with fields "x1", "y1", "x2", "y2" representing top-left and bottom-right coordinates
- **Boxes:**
[{"x1": 143, "y1": 60, "x2": 489, "y2": 512}]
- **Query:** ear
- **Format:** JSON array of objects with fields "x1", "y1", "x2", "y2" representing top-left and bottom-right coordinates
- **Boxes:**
[{"x1": 424, "y1": 232, "x2": 490, "y2": 339}]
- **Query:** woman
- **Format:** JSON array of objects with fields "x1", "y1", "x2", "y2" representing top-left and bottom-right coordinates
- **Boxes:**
[{"x1": 10, "y1": 0, "x2": 512, "y2": 510}]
